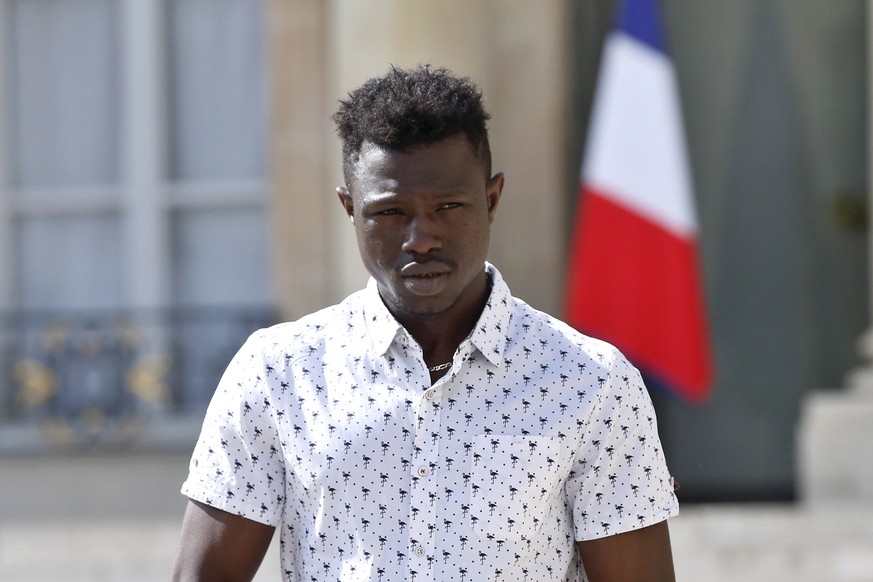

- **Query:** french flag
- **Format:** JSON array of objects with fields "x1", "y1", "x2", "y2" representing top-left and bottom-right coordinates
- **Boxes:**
[{"x1": 564, "y1": 0, "x2": 713, "y2": 402}]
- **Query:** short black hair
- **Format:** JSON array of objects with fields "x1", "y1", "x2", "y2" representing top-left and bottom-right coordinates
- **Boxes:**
[{"x1": 333, "y1": 65, "x2": 492, "y2": 184}]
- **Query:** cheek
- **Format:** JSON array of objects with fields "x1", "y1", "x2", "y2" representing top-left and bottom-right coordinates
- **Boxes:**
[
  {"x1": 357, "y1": 224, "x2": 396, "y2": 265},
  {"x1": 460, "y1": 217, "x2": 491, "y2": 248}
]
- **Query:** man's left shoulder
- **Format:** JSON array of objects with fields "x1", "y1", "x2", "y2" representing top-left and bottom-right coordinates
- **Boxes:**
[{"x1": 513, "y1": 298, "x2": 622, "y2": 361}]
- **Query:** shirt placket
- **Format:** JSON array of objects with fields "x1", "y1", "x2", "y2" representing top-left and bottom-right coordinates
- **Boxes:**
[{"x1": 407, "y1": 367, "x2": 444, "y2": 582}]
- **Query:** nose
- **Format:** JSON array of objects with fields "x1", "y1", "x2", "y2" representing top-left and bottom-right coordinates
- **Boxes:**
[{"x1": 401, "y1": 214, "x2": 442, "y2": 255}]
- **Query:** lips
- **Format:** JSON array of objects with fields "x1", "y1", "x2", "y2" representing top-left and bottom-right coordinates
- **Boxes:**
[
  {"x1": 399, "y1": 262, "x2": 452, "y2": 296},
  {"x1": 400, "y1": 262, "x2": 451, "y2": 277}
]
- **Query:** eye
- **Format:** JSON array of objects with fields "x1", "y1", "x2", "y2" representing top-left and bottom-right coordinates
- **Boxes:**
[
  {"x1": 377, "y1": 208, "x2": 402, "y2": 216},
  {"x1": 439, "y1": 202, "x2": 462, "y2": 210}
]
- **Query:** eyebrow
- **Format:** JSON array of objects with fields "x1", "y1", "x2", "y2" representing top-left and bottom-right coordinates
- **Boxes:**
[{"x1": 367, "y1": 184, "x2": 475, "y2": 200}]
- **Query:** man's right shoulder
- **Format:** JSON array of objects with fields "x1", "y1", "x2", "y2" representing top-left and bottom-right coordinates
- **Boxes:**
[{"x1": 245, "y1": 290, "x2": 367, "y2": 358}]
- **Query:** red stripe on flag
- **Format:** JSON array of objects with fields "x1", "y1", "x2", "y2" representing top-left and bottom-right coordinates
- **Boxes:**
[{"x1": 565, "y1": 188, "x2": 712, "y2": 402}]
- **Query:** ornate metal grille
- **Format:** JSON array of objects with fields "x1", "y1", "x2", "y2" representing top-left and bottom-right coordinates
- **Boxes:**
[{"x1": 0, "y1": 307, "x2": 275, "y2": 449}]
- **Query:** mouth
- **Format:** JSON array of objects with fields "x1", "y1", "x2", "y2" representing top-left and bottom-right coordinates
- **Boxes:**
[
  {"x1": 400, "y1": 262, "x2": 451, "y2": 278},
  {"x1": 399, "y1": 263, "x2": 451, "y2": 296}
]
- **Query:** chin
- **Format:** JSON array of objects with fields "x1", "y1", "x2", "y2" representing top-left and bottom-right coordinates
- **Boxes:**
[
  {"x1": 391, "y1": 294, "x2": 458, "y2": 319},
  {"x1": 403, "y1": 300, "x2": 455, "y2": 317}
]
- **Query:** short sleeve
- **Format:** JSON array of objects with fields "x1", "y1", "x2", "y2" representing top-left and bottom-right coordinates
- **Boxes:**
[
  {"x1": 181, "y1": 330, "x2": 286, "y2": 526},
  {"x1": 566, "y1": 351, "x2": 678, "y2": 540}
]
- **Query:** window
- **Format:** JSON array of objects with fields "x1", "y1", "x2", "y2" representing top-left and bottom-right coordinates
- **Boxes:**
[{"x1": 0, "y1": 0, "x2": 274, "y2": 447}]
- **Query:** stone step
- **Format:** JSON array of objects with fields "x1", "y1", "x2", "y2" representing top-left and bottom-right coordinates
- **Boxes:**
[{"x1": 671, "y1": 504, "x2": 873, "y2": 581}]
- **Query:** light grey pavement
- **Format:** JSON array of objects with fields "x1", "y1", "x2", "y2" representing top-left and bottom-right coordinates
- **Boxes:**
[
  {"x1": 2, "y1": 455, "x2": 872, "y2": 581},
  {"x1": 670, "y1": 503, "x2": 873, "y2": 581}
]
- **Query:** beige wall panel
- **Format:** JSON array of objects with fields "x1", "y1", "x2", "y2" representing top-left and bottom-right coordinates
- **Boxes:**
[
  {"x1": 267, "y1": 0, "x2": 336, "y2": 319},
  {"x1": 333, "y1": 0, "x2": 489, "y2": 83},
  {"x1": 483, "y1": 0, "x2": 570, "y2": 314}
]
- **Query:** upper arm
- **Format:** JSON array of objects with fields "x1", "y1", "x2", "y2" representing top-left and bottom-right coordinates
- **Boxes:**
[
  {"x1": 577, "y1": 520, "x2": 675, "y2": 582},
  {"x1": 173, "y1": 499, "x2": 276, "y2": 582}
]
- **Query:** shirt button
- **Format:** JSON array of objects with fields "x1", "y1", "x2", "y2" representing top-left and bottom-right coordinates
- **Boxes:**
[
  {"x1": 425, "y1": 389, "x2": 435, "y2": 400},
  {"x1": 417, "y1": 466, "x2": 429, "y2": 477},
  {"x1": 415, "y1": 546, "x2": 425, "y2": 557}
]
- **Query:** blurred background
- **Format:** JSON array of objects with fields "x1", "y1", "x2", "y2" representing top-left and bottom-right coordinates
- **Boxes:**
[{"x1": 0, "y1": 0, "x2": 871, "y2": 580}]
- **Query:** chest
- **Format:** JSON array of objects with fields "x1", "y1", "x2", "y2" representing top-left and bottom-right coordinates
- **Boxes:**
[{"x1": 272, "y1": 354, "x2": 592, "y2": 492}]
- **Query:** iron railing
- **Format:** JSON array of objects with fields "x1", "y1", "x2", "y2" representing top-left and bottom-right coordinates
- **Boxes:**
[{"x1": 0, "y1": 307, "x2": 276, "y2": 448}]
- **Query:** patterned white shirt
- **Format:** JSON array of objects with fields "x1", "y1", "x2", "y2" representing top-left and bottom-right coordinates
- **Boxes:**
[{"x1": 182, "y1": 263, "x2": 678, "y2": 582}]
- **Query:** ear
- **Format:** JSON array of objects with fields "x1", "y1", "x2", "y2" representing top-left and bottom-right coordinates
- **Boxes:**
[
  {"x1": 485, "y1": 172, "x2": 505, "y2": 223},
  {"x1": 337, "y1": 186, "x2": 355, "y2": 223}
]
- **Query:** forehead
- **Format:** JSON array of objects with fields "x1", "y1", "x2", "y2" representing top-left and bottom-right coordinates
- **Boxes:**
[{"x1": 349, "y1": 135, "x2": 485, "y2": 195}]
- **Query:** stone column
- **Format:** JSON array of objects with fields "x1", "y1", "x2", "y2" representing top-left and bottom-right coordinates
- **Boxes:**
[
  {"x1": 796, "y1": 0, "x2": 873, "y2": 504},
  {"x1": 266, "y1": 0, "x2": 335, "y2": 320},
  {"x1": 484, "y1": 0, "x2": 570, "y2": 315}
]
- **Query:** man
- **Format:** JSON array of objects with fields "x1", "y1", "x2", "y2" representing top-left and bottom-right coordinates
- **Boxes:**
[{"x1": 174, "y1": 65, "x2": 678, "y2": 581}]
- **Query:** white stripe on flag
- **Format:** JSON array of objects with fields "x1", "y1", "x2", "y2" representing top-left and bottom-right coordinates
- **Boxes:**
[{"x1": 582, "y1": 33, "x2": 698, "y2": 238}]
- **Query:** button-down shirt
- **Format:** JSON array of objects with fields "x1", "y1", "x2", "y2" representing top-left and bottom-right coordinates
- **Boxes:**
[{"x1": 182, "y1": 264, "x2": 678, "y2": 582}]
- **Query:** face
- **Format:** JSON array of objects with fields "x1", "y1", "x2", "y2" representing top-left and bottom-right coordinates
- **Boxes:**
[{"x1": 338, "y1": 134, "x2": 504, "y2": 324}]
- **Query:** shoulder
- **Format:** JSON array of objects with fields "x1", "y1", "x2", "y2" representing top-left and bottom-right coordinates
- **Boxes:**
[
  {"x1": 242, "y1": 289, "x2": 368, "y2": 363},
  {"x1": 510, "y1": 296, "x2": 625, "y2": 367}
]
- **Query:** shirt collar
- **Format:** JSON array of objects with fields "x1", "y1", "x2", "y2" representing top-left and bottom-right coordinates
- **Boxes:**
[
  {"x1": 361, "y1": 262, "x2": 512, "y2": 367},
  {"x1": 468, "y1": 263, "x2": 512, "y2": 367},
  {"x1": 362, "y1": 278, "x2": 406, "y2": 357}
]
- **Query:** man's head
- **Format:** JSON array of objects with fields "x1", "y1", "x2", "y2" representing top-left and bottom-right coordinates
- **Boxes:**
[
  {"x1": 333, "y1": 66, "x2": 504, "y2": 329},
  {"x1": 333, "y1": 65, "x2": 492, "y2": 185}
]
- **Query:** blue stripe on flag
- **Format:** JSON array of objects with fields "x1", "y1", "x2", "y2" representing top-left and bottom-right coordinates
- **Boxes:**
[{"x1": 616, "y1": 0, "x2": 666, "y2": 53}]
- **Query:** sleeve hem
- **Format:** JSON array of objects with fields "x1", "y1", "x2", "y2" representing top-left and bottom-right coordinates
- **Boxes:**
[
  {"x1": 181, "y1": 481, "x2": 281, "y2": 528},
  {"x1": 575, "y1": 504, "x2": 679, "y2": 542}
]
